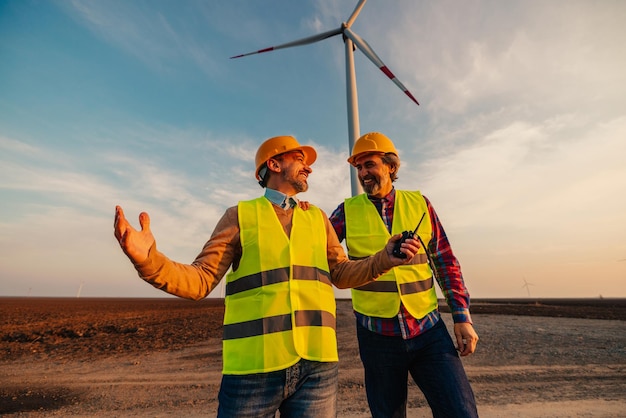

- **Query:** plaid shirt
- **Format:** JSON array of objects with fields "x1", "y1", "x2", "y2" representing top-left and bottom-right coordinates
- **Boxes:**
[{"x1": 329, "y1": 188, "x2": 472, "y2": 339}]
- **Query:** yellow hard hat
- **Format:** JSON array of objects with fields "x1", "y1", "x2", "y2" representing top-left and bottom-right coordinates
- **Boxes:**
[
  {"x1": 255, "y1": 135, "x2": 317, "y2": 180},
  {"x1": 347, "y1": 132, "x2": 398, "y2": 166}
]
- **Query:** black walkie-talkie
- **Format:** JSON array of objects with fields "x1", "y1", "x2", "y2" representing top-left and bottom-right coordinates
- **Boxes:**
[{"x1": 392, "y1": 212, "x2": 426, "y2": 259}]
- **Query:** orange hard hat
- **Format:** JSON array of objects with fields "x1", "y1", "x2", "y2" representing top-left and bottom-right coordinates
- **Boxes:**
[
  {"x1": 347, "y1": 132, "x2": 398, "y2": 166},
  {"x1": 255, "y1": 135, "x2": 317, "y2": 180}
]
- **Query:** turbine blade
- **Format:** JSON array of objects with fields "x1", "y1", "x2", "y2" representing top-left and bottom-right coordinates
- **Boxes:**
[
  {"x1": 344, "y1": 27, "x2": 419, "y2": 105},
  {"x1": 230, "y1": 27, "x2": 343, "y2": 59},
  {"x1": 345, "y1": 0, "x2": 368, "y2": 28}
]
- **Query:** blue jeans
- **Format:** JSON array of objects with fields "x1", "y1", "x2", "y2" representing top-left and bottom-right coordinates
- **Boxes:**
[
  {"x1": 217, "y1": 359, "x2": 338, "y2": 418},
  {"x1": 357, "y1": 319, "x2": 478, "y2": 418}
]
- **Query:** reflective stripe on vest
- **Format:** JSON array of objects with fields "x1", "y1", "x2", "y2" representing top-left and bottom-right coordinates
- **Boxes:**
[
  {"x1": 346, "y1": 191, "x2": 439, "y2": 319},
  {"x1": 223, "y1": 310, "x2": 336, "y2": 340},
  {"x1": 225, "y1": 266, "x2": 331, "y2": 296},
  {"x1": 223, "y1": 197, "x2": 337, "y2": 375},
  {"x1": 356, "y1": 276, "x2": 433, "y2": 294}
]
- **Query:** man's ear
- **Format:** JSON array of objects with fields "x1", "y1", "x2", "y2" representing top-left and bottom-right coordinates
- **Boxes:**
[{"x1": 267, "y1": 158, "x2": 281, "y2": 173}]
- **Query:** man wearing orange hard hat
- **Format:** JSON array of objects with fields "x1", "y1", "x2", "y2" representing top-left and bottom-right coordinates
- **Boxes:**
[
  {"x1": 114, "y1": 134, "x2": 422, "y2": 417},
  {"x1": 330, "y1": 132, "x2": 479, "y2": 417}
]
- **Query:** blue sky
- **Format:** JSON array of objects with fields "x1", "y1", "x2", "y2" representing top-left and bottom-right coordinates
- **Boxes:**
[{"x1": 1, "y1": 0, "x2": 625, "y2": 299}]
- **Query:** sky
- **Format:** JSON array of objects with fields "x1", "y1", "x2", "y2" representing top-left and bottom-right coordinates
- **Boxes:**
[{"x1": 1, "y1": 0, "x2": 625, "y2": 299}]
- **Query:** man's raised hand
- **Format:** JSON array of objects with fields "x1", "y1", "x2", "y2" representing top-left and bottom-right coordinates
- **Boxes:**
[{"x1": 113, "y1": 205, "x2": 154, "y2": 263}]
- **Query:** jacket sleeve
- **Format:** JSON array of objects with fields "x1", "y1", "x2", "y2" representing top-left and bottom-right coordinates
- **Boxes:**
[
  {"x1": 323, "y1": 209, "x2": 395, "y2": 289},
  {"x1": 424, "y1": 196, "x2": 472, "y2": 324},
  {"x1": 132, "y1": 206, "x2": 239, "y2": 300}
]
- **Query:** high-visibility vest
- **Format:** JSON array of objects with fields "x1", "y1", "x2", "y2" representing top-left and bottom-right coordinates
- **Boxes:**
[
  {"x1": 346, "y1": 191, "x2": 438, "y2": 319},
  {"x1": 222, "y1": 197, "x2": 337, "y2": 375}
]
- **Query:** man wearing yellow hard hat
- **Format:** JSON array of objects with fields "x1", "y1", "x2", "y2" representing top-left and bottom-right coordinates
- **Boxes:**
[
  {"x1": 113, "y1": 135, "x2": 421, "y2": 417},
  {"x1": 330, "y1": 132, "x2": 479, "y2": 417}
]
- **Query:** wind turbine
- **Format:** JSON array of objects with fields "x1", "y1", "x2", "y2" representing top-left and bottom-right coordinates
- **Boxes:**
[
  {"x1": 76, "y1": 281, "x2": 85, "y2": 298},
  {"x1": 521, "y1": 278, "x2": 534, "y2": 298},
  {"x1": 231, "y1": 0, "x2": 419, "y2": 196}
]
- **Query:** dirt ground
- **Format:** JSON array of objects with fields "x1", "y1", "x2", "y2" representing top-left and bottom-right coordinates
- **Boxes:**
[{"x1": 1, "y1": 297, "x2": 625, "y2": 417}]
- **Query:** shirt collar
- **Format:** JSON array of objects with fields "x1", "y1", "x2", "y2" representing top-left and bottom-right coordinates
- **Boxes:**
[
  {"x1": 264, "y1": 188, "x2": 299, "y2": 209},
  {"x1": 367, "y1": 187, "x2": 395, "y2": 205}
]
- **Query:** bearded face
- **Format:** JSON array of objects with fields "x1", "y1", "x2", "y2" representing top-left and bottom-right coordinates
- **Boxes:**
[
  {"x1": 272, "y1": 151, "x2": 311, "y2": 193},
  {"x1": 354, "y1": 154, "x2": 394, "y2": 198}
]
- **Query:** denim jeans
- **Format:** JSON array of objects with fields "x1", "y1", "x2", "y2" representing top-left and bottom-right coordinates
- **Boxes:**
[
  {"x1": 357, "y1": 319, "x2": 478, "y2": 418},
  {"x1": 217, "y1": 359, "x2": 338, "y2": 418}
]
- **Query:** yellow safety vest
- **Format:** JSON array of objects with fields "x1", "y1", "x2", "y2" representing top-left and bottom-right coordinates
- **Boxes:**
[
  {"x1": 346, "y1": 191, "x2": 438, "y2": 319},
  {"x1": 222, "y1": 197, "x2": 337, "y2": 375}
]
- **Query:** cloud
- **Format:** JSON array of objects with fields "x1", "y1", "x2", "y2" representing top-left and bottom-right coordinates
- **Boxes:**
[
  {"x1": 4, "y1": 1, "x2": 625, "y2": 298},
  {"x1": 396, "y1": 113, "x2": 626, "y2": 298},
  {"x1": 0, "y1": 130, "x2": 228, "y2": 290},
  {"x1": 61, "y1": 0, "x2": 221, "y2": 77},
  {"x1": 0, "y1": 136, "x2": 41, "y2": 155},
  {"x1": 364, "y1": 1, "x2": 626, "y2": 124},
  {"x1": 411, "y1": 113, "x2": 626, "y2": 232},
  {"x1": 0, "y1": 124, "x2": 354, "y2": 297}
]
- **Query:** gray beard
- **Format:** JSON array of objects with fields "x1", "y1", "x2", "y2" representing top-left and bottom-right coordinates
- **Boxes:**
[
  {"x1": 292, "y1": 181, "x2": 308, "y2": 193},
  {"x1": 284, "y1": 172, "x2": 308, "y2": 193},
  {"x1": 360, "y1": 179, "x2": 380, "y2": 195}
]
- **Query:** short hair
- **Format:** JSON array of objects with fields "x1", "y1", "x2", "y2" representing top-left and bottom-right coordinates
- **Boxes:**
[{"x1": 381, "y1": 153, "x2": 400, "y2": 182}]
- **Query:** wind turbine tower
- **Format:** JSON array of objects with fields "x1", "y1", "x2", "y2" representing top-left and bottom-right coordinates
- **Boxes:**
[{"x1": 231, "y1": 0, "x2": 419, "y2": 196}]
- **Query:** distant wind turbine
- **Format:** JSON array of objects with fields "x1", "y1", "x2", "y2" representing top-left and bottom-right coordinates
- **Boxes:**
[
  {"x1": 521, "y1": 278, "x2": 535, "y2": 298},
  {"x1": 231, "y1": 0, "x2": 419, "y2": 196},
  {"x1": 76, "y1": 281, "x2": 85, "y2": 298}
]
